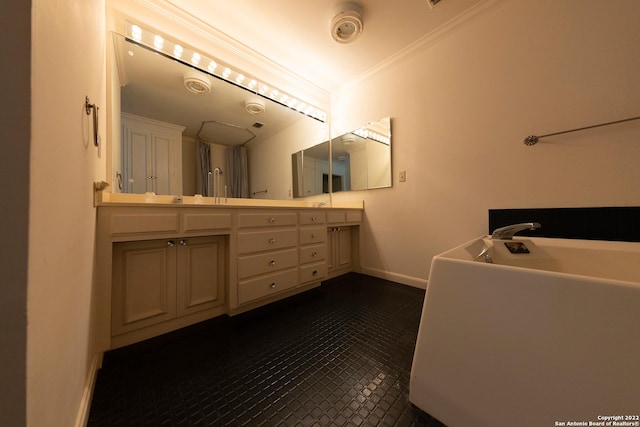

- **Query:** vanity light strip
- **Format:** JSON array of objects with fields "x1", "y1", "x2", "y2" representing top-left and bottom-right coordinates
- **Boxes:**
[
  {"x1": 127, "y1": 23, "x2": 327, "y2": 122},
  {"x1": 352, "y1": 127, "x2": 390, "y2": 145}
]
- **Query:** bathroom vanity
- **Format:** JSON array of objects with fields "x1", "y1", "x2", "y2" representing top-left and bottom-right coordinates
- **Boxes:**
[{"x1": 95, "y1": 195, "x2": 363, "y2": 350}]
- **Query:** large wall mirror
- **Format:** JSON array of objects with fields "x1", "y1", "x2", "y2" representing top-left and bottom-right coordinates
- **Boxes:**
[
  {"x1": 110, "y1": 32, "x2": 329, "y2": 200},
  {"x1": 110, "y1": 31, "x2": 392, "y2": 201},
  {"x1": 291, "y1": 117, "x2": 392, "y2": 197}
]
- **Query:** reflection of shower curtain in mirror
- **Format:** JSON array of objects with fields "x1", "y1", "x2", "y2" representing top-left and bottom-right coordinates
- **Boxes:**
[
  {"x1": 197, "y1": 140, "x2": 211, "y2": 196},
  {"x1": 226, "y1": 146, "x2": 249, "y2": 198}
]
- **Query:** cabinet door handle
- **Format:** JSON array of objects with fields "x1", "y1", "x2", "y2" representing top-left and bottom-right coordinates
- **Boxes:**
[
  {"x1": 179, "y1": 240, "x2": 187, "y2": 246},
  {"x1": 268, "y1": 238, "x2": 276, "y2": 244},
  {"x1": 269, "y1": 260, "x2": 276, "y2": 266},
  {"x1": 270, "y1": 283, "x2": 276, "y2": 289},
  {"x1": 166, "y1": 240, "x2": 175, "y2": 247}
]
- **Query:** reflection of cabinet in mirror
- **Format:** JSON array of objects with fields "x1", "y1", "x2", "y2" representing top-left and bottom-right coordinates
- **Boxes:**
[{"x1": 121, "y1": 113, "x2": 184, "y2": 195}]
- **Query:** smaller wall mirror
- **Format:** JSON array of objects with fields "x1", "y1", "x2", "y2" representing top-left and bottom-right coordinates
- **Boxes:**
[
  {"x1": 291, "y1": 117, "x2": 391, "y2": 197},
  {"x1": 331, "y1": 117, "x2": 392, "y2": 192}
]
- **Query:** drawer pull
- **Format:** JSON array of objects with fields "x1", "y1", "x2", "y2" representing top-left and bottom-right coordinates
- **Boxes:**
[
  {"x1": 268, "y1": 238, "x2": 276, "y2": 244},
  {"x1": 312, "y1": 270, "x2": 318, "y2": 276},
  {"x1": 311, "y1": 233, "x2": 316, "y2": 239},
  {"x1": 269, "y1": 260, "x2": 276, "y2": 266},
  {"x1": 312, "y1": 216, "x2": 318, "y2": 222},
  {"x1": 270, "y1": 283, "x2": 276, "y2": 289},
  {"x1": 312, "y1": 251, "x2": 318, "y2": 257},
  {"x1": 268, "y1": 217, "x2": 276, "y2": 223},
  {"x1": 166, "y1": 240, "x2": 175, "y2": 247},
  {"x1": 179, "y1": 239, "x2": 187, "y2": 246}
]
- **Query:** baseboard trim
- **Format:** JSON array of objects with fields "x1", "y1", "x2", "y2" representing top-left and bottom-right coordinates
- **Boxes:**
[
  {"x1": 74, "y1": 352, "x2": 103, "y2": 427},
  {"x1": 361, "y1": 267, "x2": 428, "y2": 290}
]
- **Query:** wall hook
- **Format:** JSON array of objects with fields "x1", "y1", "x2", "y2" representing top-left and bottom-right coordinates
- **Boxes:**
[{"x1": 85, "y1": 96, "x2": 99, "y2": 147}]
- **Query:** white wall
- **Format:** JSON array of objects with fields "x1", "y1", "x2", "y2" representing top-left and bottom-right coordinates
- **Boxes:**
[
  {"x1": 29, "y1": 1, "x2": 106, "y2": 426},
  {"x1": 333, "y1": 0, "x2": 640, "y2": 287}
]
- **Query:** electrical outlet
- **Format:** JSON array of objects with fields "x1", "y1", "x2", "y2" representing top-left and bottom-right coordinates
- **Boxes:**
[{"x1": 399, "y1": 170, "x2": 407, "y2": 182}]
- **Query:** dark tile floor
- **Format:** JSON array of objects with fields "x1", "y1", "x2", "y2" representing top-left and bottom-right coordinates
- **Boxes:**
[{"x1": 88, "y1": 273, "x2": 445, "y2": 426}]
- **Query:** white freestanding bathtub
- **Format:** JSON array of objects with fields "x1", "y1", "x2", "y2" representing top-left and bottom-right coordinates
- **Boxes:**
[{"x1": 410, "y1": 236, "x2": 640, "y2": 427}]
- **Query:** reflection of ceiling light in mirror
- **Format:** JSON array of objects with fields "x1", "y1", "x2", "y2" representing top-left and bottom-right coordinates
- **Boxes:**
[
  {"x1": 245, "y1": 99, "x2": 266, "y2": 114},
  {"x1": 184, "y1": 71, "x2": 211, "y2": 95},
  {"x1": 124, "y1": 21, "x2": 327, "y2": 122},
  {"x1": 331, "y1": 3, "x2": 364, "y2": 44},
  {"x1": 352, "y1": 123, "x2": 390, "y2": 144},
  {"x1": 341, "y1": 135, "x2": 357, "y2": 145}
]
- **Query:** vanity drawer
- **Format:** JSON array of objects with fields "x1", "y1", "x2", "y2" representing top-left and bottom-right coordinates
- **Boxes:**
[
  {"x1": 238, "y1": 212, "x2": 297, "y2": 228},
  {"x1": 237, "y1": 228, "x2": 298, "y2": 253},
  {"x1": 300, "y1": 262, "x2": 327, "y2": 284},
  {"x1": 299, "y1": 226, "x2": 326, "y2": 245},
  {"x1": 300, "y1": 244, "x2": 326, "y2": 264},
  {"x1": 182, "y1": 213, "x2": 231, "y2": 232},
  {"x1": 327, "y1": 210, "x2": 362, "y2": 225},
  {"x1": 110, "y1": 213, "x2": 179, "y2": 236},
  {"x1": 346, "y1": 210, "x2": 362, "y2": 224},
  {"x1": 299, "y1": 211, "x2": 326, "y2": 225},
  {"x1": 326, "y1": 211, "x2": 346, "y2": 225},
  {"x1": 238, "y1": 248, "x2": 298, "y2": 279},
  {"x1": 238, "y1": 268, "x2": 298, "y2": 304}
]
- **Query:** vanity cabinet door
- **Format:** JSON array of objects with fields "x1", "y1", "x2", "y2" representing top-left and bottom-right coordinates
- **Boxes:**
[
  {"x1": 177, "y1": 236, "x2": 226, "y2": 317},
  {"x1": 327, "y1": 227, "x2": 352, "y2": 274},
  {"x1": 112, "y1": 236, "x2": 226, "y2": 337},
  {"x1": 112, "y1": 239, "x2": 177, "y2": 335}
]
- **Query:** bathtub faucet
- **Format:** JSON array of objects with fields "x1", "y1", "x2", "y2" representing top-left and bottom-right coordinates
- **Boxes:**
[{"x1": 491, "y1": 222, "x2": 541, "y2": 240}]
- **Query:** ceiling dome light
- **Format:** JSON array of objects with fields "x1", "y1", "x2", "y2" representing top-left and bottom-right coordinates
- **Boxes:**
[
  {"x1": 330, "y1": 3, "x2": 364, "y2": 44},
  {"x1": 245, "y1": 98, "x2": 266, "y2": 114},
  {"x1": 183, "y1": 71, "x2": 211, "y2": 95}
]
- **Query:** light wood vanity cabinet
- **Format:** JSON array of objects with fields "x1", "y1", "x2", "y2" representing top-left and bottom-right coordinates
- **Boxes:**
[
  {"x1": 326, "y1": 210, "x2": 362, "y2": 278},
  {"x1": 298, "y1": 211, "x2": 328, "y2": 284},
  {"x1": 236, "y1": 212, "x2": 300, "y2": 305},
  {"x1": 96, "y1": 204, "x2": 361, "y2": 349},
  {"x1": 111, "y1": 235, "x2": 226, "y2": 336}
]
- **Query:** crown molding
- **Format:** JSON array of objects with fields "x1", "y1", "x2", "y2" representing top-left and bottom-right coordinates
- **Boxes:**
[
  {"x1": 106, "y1": 0, "x2": 330, "y2": 108},
  {"x1": 341, "y1": 0, "x2": 508, "y2": 92}
]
